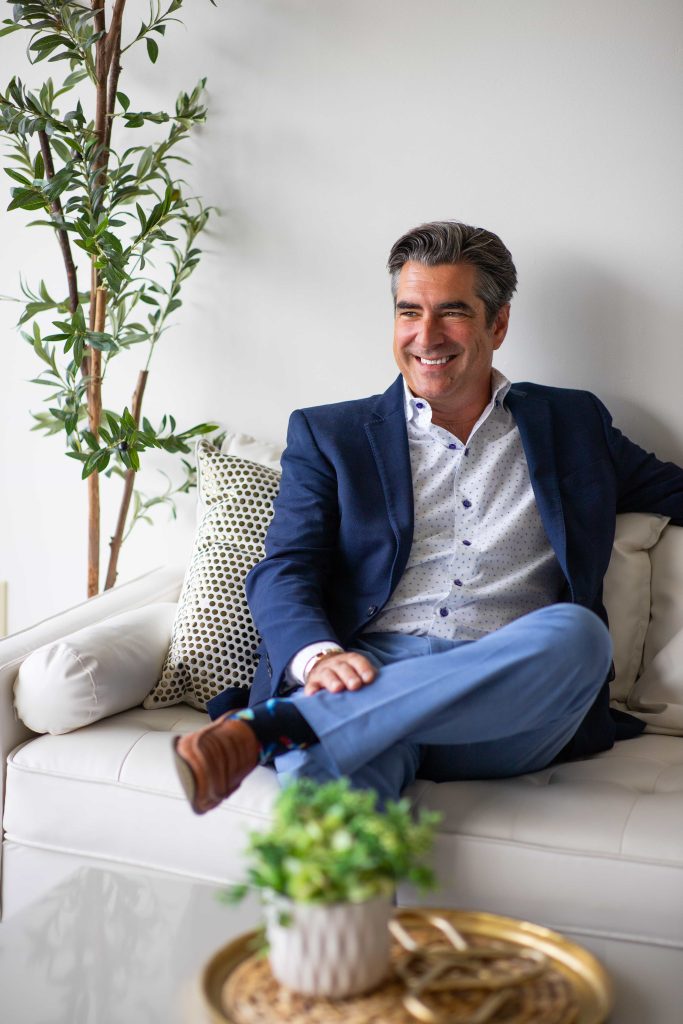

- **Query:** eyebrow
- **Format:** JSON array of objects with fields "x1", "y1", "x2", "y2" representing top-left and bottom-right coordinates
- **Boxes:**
[{"x1": 395, "y1": 300, "x2": 474, "y2": 313}]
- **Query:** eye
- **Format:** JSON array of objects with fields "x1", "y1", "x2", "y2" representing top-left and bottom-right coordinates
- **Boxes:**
[{"x1": 398, "y1": 310, "x2": 419, "y2": 318}]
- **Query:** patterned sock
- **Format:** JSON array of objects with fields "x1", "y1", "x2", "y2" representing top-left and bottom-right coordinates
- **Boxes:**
[{"x1": 232, "y1": 699, "x2": 319, "y2": 765}]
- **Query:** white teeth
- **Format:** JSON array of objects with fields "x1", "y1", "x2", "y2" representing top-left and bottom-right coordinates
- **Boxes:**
[{"x1": 419, "y1": 356, "x2": 451, "y2": 365}]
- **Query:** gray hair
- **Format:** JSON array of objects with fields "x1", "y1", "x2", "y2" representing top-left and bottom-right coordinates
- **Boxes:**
[{"x1": 387, "y1": 220, "x2": 517, "y2": 325}]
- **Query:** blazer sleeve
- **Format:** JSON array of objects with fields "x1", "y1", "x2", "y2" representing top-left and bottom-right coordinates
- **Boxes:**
[
  {"x1": 246, "y1": 409, "x2": 344, "y2": 691},
  {"x1": 592, "y1": 395, "x2": 683, "y2": 525}
]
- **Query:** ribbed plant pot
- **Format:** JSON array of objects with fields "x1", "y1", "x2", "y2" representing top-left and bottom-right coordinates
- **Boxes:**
[{"x1": 263, "y1": 892, "x2": 393, "y2": 998}]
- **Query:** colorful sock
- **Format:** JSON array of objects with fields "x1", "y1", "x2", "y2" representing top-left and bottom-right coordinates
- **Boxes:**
[{"x1": 232, "y1": 699, "x2": 319, "y2": 765}]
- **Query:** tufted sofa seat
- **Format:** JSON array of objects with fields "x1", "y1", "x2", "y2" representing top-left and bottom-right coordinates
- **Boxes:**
[{"x1": 2, "y1": 516, "x2": 683, "y2": 947}]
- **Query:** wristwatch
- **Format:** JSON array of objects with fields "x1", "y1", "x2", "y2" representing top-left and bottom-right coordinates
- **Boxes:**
[{"x1": 303, "y1": 647, "x2": 342, "y2": 683}]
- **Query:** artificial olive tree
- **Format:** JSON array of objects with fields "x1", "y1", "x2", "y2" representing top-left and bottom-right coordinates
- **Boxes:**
[{"x1": 0, "y1": 1, "x2": 219, "y2": 595}]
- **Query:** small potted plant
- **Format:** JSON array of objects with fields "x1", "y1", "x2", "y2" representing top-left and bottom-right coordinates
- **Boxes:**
[{"x1": 226, "y1": 777, "x2": 441, "y2": 998}]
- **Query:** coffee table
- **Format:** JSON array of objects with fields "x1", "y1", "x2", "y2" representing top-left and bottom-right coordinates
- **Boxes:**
[{"x1": 0, "y1": 866, "x2": 681, "y2": 1023}]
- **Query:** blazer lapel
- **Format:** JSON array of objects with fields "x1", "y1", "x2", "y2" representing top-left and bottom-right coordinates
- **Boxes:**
[
  {"x1": 507, "y1": 387, "x2": 571, "y2": 591},
  {"x1": 364, "y1": 376, "x2": 414, "y2": 590}
]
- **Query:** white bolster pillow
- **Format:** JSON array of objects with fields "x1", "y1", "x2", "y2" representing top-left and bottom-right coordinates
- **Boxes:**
[{"x1": 13, "y1": 603, "x2": 177, "y2": 735}]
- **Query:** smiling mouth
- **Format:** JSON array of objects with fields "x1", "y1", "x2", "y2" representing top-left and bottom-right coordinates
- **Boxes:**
[{"x1": 415, "y1": 355, "x2": 456, "y2": 366}]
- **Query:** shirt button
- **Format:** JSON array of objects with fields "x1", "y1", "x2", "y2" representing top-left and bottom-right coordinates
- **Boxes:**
[
  {"x1": 464, "y1": 447, "x2": 470, "y2": 456},
  {"x1": 415, "y1": 402, "x2": 424, "y2": 409},
  {"x1": 454, "y1": 579, "x2": 463, "y2": 587},
  {"x1": 448, "y1": 443, "x2": 457, "y2": 450},
  {"x1": 462, "y1": 539, "x2": 472, "y2": 546},
  {"x1": 462, "y1": 499, "x2": 472, "y2": 508},
  {"x1": 439, "y1": 607, "x2": 449, "y2": 617},
  {"x1": 367, "y1": 605, "x2": 378, "y2": 616}
]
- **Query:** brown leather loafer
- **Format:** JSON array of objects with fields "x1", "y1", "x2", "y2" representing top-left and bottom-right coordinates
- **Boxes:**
[{"x1": 172, "y1": 715, "x2": 261, "y2": 815}]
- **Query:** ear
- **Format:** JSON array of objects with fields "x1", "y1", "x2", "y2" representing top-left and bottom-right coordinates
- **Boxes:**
[{"x1": 491, "y1": 304, "x2": 510, "y2": 350}]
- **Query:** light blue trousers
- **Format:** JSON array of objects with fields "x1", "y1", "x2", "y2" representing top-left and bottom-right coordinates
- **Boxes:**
[{"x1": 274, "y1": 604, "x2": 613, "y2": 804}]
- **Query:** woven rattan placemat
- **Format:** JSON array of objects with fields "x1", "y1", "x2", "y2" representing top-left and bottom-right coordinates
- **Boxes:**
[{"x1": 222, "y1": 926, "x2": 579, "y2": 1024}]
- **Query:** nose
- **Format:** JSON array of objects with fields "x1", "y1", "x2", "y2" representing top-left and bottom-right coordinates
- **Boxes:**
[{"x1": 414, "y1": 313, "x2": 444, "y2": 352}]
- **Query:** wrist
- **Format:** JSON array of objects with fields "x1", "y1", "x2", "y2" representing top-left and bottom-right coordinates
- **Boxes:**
[{"x1": 303, "y1": 647, "x2": 343, "y2": 684}]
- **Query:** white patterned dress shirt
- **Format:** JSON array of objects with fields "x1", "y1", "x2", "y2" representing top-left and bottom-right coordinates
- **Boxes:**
[{"x1": 367, "y1": 370, "x2": 564, "y2": 641}]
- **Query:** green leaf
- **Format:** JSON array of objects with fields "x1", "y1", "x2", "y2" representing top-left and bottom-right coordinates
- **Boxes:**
[
  {"x1": 8, "y1": 187, "x2": 46, "y2": 212},
  {"x1": 116, "y1": 91, "x2": 131, "y2": 112},
  {"x1": 106, "y1": 411, "x2": 120, "y2": 435},
  {"x1": 94, "y1": 449, "x2": 111, "y2": 471},
  {"x1": 146, "y1": 38, "x2": 159, "y2": 64},
  {"x1": 4, "y1": 168, "x2": 31, "y2": 185},
  {"x1": 122, "y1": 407, "x2": 137, "y2": 432},
  {"x1": 49, "y1": 138, "x2": 72, "y2": 162},
  {"x1": 137, "y1": 146, "x2": 154, "y2": 179},
  {"x1": 82, "y1": 456, "x2": 98, "y2": 480},
  {"x1": 86, "y1": 332, "x2": 116, "y2": 351}
]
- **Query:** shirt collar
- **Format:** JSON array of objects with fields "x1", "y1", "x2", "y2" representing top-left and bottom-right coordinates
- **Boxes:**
[{"x1": 403, "y1": 368, "x2": 511, "y2": 425}]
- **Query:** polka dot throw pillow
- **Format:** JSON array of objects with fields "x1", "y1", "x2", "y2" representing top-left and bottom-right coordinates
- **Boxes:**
[{"x1": 144, "y1": 440, "x2": 281, "y2": 711}]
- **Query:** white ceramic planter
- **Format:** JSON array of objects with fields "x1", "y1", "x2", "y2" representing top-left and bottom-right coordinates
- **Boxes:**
[{"x1": 263, "y1": 892, "x2": 393, "y2": 998}]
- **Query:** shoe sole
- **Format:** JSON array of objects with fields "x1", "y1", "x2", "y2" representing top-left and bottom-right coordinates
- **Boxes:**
[{"x1": 172, "y1": 737, "x2": 205, "y2": 815}]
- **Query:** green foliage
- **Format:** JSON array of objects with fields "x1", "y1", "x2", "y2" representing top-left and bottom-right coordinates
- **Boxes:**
[
  {"x1": 224, "y1": 779, "x2": 442, "y2": 906},
  {"x1": 0, "y1": 0, "x2": 221, "y2": 549}
]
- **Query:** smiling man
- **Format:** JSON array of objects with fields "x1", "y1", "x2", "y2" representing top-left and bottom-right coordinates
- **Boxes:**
[{"x1": 173, "y1": 220, "x2": 683, "y2": 814}]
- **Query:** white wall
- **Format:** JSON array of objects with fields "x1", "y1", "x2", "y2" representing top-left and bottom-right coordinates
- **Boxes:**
[{"x1": 1, "y1": 0, "x2": 681, "y2": 632}]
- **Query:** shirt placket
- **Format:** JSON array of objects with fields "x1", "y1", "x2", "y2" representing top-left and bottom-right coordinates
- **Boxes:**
[{"x1": 429, "y1": 427, "x2": 473, "y2": 637}]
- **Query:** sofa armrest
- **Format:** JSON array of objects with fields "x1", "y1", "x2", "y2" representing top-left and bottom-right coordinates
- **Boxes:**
[{"x1": 0, "y1": 566, "x2": 183, "y2": 833}]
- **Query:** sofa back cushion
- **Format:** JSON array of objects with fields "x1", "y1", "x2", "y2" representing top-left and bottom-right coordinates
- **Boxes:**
[
  {"x1": 604, "y1": 515, "x2": 683, "y2": 734},
  {"x1": 602, "y1": 513, "x2": 669, "y2": 702},
  {"x1": 620, "y1": 523, "x2": 683, "y2": 734}
]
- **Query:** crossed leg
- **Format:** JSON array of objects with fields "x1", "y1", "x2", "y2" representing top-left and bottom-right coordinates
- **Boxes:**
[{"x1": 274, "y1": 604, "x2": 613, "y2": 803}]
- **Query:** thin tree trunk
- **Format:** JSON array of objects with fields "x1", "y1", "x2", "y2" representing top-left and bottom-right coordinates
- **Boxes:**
[
  {"x1": 87, "y1": 286, "x2": 107, "y2": 596},
  {"x1": 104, "y1": 369, "x2": 149, "y2": 590},
  {"x1": 37, "y1": 131, "x2": 79, "y2": 314},
  {"x1": 86, "y1": 1, "x2": 110, "y2": 597}
]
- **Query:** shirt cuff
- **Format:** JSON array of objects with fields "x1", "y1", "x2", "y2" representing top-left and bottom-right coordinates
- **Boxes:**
[{"x1": 286, "y1": 641, "x2": 344, "y2": 687}]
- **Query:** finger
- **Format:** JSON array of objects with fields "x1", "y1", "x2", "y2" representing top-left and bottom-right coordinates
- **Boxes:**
[
  {"x1": 303, "y1": 679, "x2": 323, "y2": 696},
  {"x1": 307, "y1": 660, "x2": 362, "y2": 693},
  {"x1": 324, "y1": 660, "x2": 367, "y2": 690},
  {"x1": 317, "y1": 666, "x2": 348, "y2": 692},
  {"x1": 345, "y1": 653, "x2": 377, "y2": 683}
]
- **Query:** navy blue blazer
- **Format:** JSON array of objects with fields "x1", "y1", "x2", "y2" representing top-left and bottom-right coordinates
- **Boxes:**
[{"x1": 209, "y1": 376, "x2": 683, "y2": 759}]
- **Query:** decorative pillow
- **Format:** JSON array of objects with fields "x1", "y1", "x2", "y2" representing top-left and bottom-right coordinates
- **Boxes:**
[
  {"x1": 13, "y1": 603, "x2": 177, "y2": 735},
  {"x1": 144, "y1": 440, "x2": 281, "y2": 711},
  {"x1": 221, "y1": 430, "x2": 284, "y2": 473},
  {"x1": 602, "y1": 512, "x2": 669, "y2": 702}
]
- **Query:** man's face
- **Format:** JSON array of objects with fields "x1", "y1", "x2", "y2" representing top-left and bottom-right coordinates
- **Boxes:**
[{"x1": 392, "y1": 261, "x2": 510, "y2": 409}]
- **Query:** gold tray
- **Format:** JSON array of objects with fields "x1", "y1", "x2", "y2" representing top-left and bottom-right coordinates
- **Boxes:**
[{"x1": 201, "y1": 908, "x2": 613, "y2": 1024}]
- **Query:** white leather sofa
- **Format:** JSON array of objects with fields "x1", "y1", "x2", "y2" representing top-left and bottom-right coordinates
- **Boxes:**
[{"x1": 2, "y1": 515, "x2": 683, "y2": 951}]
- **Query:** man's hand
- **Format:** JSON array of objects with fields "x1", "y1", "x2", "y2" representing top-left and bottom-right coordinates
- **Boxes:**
[{"x1": 303, "y1": 651, "x2": 377, "y2": 696}]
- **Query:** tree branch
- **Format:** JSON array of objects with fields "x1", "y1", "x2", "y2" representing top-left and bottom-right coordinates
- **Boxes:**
[
  {"x1": 106, "y1": 0, "x2": 127, "y2": 73},
  {"x1": 87, "y1": 285, "x2": 107, "y2": 597},
  {"x1": 37, "y1": 130, "x2": 79, "y2": 314},
  {"x1": 92, "y1": 1, "x2": 109, "y2": 209},
  {"x1": 105, "y1": 368, "x2": 149, "y2": 590},
  {"x1": 105, "y1": 24, "x2": 123, "y2": 155}
]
